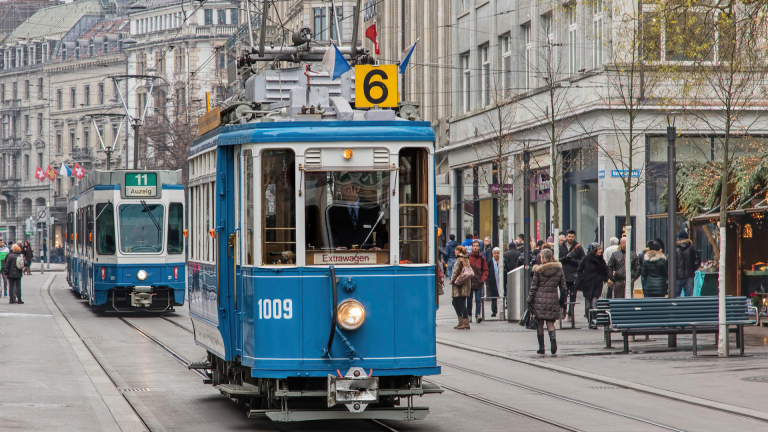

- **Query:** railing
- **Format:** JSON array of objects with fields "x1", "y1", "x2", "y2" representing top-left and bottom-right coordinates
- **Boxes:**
[
  {"x1": 70, "y1": 148, "x2": 92, "y2": 161},
  {"x1": 195, "y1": 25, "x2": 237, "y2": 36},
  {"x1": 0, "y1": 99, "x2": 21, "y2": 109}
]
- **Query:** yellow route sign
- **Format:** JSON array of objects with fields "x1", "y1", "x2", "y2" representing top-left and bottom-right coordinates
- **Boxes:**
[{"x1": 355, "y1": 65, "x2": 397, "y2": 108}]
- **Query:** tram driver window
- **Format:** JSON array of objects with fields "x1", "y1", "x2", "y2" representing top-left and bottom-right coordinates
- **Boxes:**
[
  {"x1": 95, "y1": 203, "x2": 115, "y2": 255},
  {"x1": 118, "y1": 203, "x2": 164, "y2": 253},
  {"x1": 399, "y1": 148, "x2": 429, "y2": 264},
  {"x1": 261, "y1": 150, "x2": 296, "y2": 265},
  {"x1": 304, "y1": 171, "x2": 390, "y2": 265}
]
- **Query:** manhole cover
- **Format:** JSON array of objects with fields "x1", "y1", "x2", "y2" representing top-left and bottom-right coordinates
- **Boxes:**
[
  {"x1": 742, "y1": 376, "x2": 768, "y2": 382},
  {"x1": 120, "y1": 388, "x2": 152, "y2": 392},
  {"x1": 0, "y1": 403, "x2": 67, "y2": 408}
]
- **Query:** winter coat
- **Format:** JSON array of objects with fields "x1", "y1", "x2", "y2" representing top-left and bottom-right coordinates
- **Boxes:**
[
  {"x1": 676, "y1": 239, "x2": 700, "y2": 279},
  {"x1": 607, "y1": 248, "x2": 640, "y2": 283},
  {"x1": 559, "y1": 241, "x2": 585, "y2": 283},
  {"x1": 485, "y1": 257, "x2": 500, "y2": 298},
  {"x1": 21, "y1": 246, "x2": 32, "y2": 264},
  {"x1": 461, "y1": 239, "x2": 474, "y2": 248},
  {"x1": 527, "y1": 262, "x2": 567, "y2": 321},
  {"x1": 574, "y1": 253, "x2": 609, "y2": 299},
  {"x1": 468, "y1": 251, "x2": 488, "y2": 291},
  {"x1": 3, "y1": 252, "x2": 24, "y2": 279},
  {"x1": 603, "y1": 245, "x2": 619, "y2": 263},
  {"x1": 641, "y1": 250, "x2": 668, "y2": 297},
  {"x1": 445, "y1": 240, "x2": 459, "y2": 259},
  {"x1": 450, "y1": 254, "x2": 472, "y2": 297},
  {"x1": 503, "y1": 248, "x2": 521, "y2": 274}
]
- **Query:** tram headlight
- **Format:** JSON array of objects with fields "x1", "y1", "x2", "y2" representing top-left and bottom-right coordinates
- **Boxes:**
[
  {"x1": 137, "y1": 270, "x2": 148, "y2": 281},
  {"x1": 337, "y1": 299, "x2": 366, "y2": 331},
  {"x1": 342, "y1": 148, "x2": 354, "y2": 160}
]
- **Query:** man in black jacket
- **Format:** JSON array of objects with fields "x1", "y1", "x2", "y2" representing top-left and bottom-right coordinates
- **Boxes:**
[
  {"x1": 559, "y1": 229, "x2": 585, "y2": 321},
  {"x1": 675, "y1": 228, "x2": 700, "y2": 297},
  {"x1": 503, "y1": 241, "x2": 522, "y2": 295},
  {"x1": 327, "y1": 175, "x2": 387, "y2": 250}
]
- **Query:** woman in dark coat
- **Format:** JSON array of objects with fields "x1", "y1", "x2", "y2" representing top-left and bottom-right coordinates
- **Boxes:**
[
  {"x1": 575, "y1": 243, "x2": 608, "y2": 328},
  {"x1": 450, "y1": 246, "x2": 472, "y2": 330},
  {"x1": 21, "y1": 241, "x2": 33, "y2": 275},
  {"x1": 641, "y1": 241, "x2": 668, "y2": 297},
  {"x1": 526, "y1": 248, "x2": 566, "y2": 355}
]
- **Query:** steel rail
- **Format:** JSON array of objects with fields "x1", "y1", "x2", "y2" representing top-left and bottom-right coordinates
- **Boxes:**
[
  {"x1": 160, "y1": 315, "x2": 193, "y2": 334},
  {"x1": 440, "y1": 361, "x2": 689, "y2": 432}
]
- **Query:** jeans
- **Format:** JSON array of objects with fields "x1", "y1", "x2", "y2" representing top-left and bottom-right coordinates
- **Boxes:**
[
  {"x1": 452, "y1": 296, "x2": 468, "y2": 318},
  {"x1": 467, "y1": 288, "x2": 483, "y2": 317},
  {"x1": 585, "y1": 297, "x2": 599, "y2": 326},
  {"x1": 447, "y1": 258, "x2": 456, "y2": 280},
  {"x1": 8, "y1": 278, "x2": 20, "y2": 302},
  {"x1": 676, "y1": 278, "x2": 694, "y2": 297},
  {"x1": 490, "y1": 298, "x2": 498, "y2": 315},
  {"x1": 566, "y1": 281, "x2": 577, "y2": 316},
  {"x1": 57, "y1": 256, "x2": 62, "y2": 264}
]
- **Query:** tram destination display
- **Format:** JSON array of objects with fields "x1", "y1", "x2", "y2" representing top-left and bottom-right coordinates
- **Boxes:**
[{"x1": 125, "y1": 172, "x2": 158, "y2": 197}]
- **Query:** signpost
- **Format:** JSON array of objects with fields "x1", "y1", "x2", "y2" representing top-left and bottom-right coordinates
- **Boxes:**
[{"x1": 125, "y1": 173, "x2": 157, "y2": 197}]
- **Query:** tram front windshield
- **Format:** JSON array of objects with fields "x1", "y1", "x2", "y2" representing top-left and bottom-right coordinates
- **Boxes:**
[{"x1": 119, "y1": 203, "x2": 165, "y2": 253}]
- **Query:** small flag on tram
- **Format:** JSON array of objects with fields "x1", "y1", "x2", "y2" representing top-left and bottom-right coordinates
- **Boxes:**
[
  {"x1": 45, "y1": 165, "x2": 57, "y2": 181},
  {"x1": 73, "y1": 163, "x2": 86, "y2": 180},
  {"x1": 398, "y1": 38, "x2": 420, "y2": 74},
  {"x1": 322, "y1": 43, "x2": 352, "y2": 81},
  {"x1": 34, "y1": 166, "x2": 46, "y2": 182},
  {"x1": 59, "y1": 163, "x2": 72, "y2": 178},
  {"x1": 365, "y1": 24, "x2": 380, "y2": 55}
]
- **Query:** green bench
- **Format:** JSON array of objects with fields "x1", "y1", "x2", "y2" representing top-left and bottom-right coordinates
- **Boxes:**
[{"x1": 593, "y1": 297, "x2": 758, "y2": 354}]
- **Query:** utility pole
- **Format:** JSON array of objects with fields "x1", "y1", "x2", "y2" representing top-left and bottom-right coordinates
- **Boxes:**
[
  {"x1": 523, "y1": 150, "x2": 531, "y2": 298},
  {"x1": 667, "y1": 120, "x2": 678, "y2": 348}
]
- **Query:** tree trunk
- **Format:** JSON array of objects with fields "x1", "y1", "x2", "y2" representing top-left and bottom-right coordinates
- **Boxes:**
[
  {"x1": 718, "y1": 225, "x2": 728, "y2": 356},
  {"x1": 625, "y1": 225, "x2": 633, "y2": 298}
]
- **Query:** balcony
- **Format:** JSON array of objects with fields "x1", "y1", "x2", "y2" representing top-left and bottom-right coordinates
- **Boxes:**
[
  {"x1": 0, "y1": 99, "x2": 22, "y2": 112},
  {"x1": 0, "y1": 177, "x2": 21, "y2": 190},
  {"x1": 195, "y1": 25, "x2": 237, "y2": 36},
  {"x1": 70, "y1": 148, "x2": 93, "y2": 162}
]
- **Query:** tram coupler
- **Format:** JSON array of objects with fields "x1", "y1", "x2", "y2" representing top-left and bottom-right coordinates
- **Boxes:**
[
  {"x1": 327, "y1": 367, "x2": 378, "y2": 412},
  {"x1": 130, "y1": 286, "x2": 154, "y2": 307}
]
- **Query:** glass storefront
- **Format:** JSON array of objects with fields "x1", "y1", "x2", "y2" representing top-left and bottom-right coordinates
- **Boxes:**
[
  {"x1": 455, "y1": 164, "x2": 499, "y2": 245},
  {"x1": 563, "y1": 146, "x2": 598, "y2": 245}
]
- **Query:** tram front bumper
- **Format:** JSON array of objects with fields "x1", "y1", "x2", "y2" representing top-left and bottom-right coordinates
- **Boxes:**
[{"x1": 130, "y1": 286, "x2": 154, "y2": 307}]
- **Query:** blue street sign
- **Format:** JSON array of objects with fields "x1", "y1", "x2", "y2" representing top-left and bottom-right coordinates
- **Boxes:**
[{"x1": 611, "y1": 169, "x2": 640, "y2": 178}]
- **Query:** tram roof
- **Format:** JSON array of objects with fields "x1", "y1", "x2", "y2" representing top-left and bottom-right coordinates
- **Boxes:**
[{"x1": 189, "y1": 121, "x2": 435, "y2": 157}]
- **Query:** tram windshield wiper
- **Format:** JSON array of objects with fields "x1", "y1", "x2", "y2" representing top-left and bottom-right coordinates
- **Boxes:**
[{"x1": 140, "y1": 200, "x2": 162, "y2": 232}]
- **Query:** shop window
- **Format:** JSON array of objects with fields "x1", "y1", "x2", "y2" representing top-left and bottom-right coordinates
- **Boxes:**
[
  {"x1": 95, "y1": 203, "x2": 115, "y2": 255},
  {"x1": 262, "y1": 150, "x2": 296, "y2": 265},
  {"x1": 399, "y1": 148, "x2": 429, "y2": 264}
]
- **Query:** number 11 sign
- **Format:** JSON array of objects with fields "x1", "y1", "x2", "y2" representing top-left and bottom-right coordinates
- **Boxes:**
[{"x1": 125, "y1": 172, "x2": 158, "y2": 197}]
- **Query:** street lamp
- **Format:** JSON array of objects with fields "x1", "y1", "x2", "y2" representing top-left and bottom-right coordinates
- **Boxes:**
[{"x1": 522, "y1": 150, "x2": 531, "y2": 300}]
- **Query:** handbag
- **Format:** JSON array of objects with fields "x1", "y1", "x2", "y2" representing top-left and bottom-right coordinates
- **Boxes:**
[
  {"x1": 519, "y1": 307, "x2": 539, "y2": 330},
  {"x1": 453, "y1": 261, "x2": 474, "y2": 286}
]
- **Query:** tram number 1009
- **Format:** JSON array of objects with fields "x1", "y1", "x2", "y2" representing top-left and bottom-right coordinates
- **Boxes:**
[{"x1": 257, "y1": 299, "x2": 293, "y2": 320}]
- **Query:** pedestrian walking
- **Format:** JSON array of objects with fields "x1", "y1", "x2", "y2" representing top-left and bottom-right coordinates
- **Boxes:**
[
  {"x1": 50, "y1": 246, "x2": 58, "y2": 264},
  {"x1": 642, "y1": 241, "x2": 668, "y2": 298},
  {"x1": 443, "y1": 234, "x2": 459, "y2": 279},
  {"x1": 606, "y1": 238, "x2": 641, "y2": 298},
  {"x1": 575, "y1": 243, "x2": 608, "y2": 328},
  {"x1": 21, "y1": 241, "x2": 33, "y2": 275},
  {"x1": 603, "y1": 237, "x2": 620, "y2": 263},
  {"x1": 450, "y1": 246, "x2": 472, "y2": 330},
  {"x1": 527, "y1": 249, "x2": 566, "y2": 355},
  {"x1": 0, "y1": 240, "x2": 8, "y2": 297},
  {"x1": 486, "y1": 247, "x2": 501, "y2": 317},
  {"x1": 559, "y1": 230, "x2": 585, "y2": 321},
  {"x1": 675, "y1": 228, "x2": 700, "y2": 297},
  {"x1": 483, "y1": 237, "x2": 493, "y2": 267},
  {"x1": 4, "y1": 244, "x2": 24, "y2": 304},
  {"x1": 461, "y1": 232, "x2": 473, "y2": 249},
  {"x1": 57, "y1": 245, "x2": 64, "y2": 263},
  {"x1": 468, "y1": 240, "x2": 488, "y2": 323}
]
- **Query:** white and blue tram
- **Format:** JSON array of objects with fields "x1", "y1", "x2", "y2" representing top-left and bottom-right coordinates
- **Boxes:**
[
  {"x1": 66, "y1": 170, "x2": 186, "y2": 311},
  {"x1": 187, "y1": 69, "x2": 442, "y2": 422}
]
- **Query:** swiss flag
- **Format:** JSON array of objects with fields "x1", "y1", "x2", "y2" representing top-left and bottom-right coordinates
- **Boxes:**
[
  {"x1": 45, "y1": 165, "x2": 57, "y2": 181},
  {"x1": 73, "y1": 163, "x2": 86, "y2": 179},
  {"x1": 35, "y1": 166, "x2": 46, "y2": 181},
  {"x1": 365, "y1": 24, "x2": 380, "y2": 55}
]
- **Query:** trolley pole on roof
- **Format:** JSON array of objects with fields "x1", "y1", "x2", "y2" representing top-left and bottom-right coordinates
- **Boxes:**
[{"x1": 109, "y1": 74, "x2": 163, "y2": 169}]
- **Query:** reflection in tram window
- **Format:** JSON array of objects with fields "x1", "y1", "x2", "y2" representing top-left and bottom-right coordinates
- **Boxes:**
[
  {"x1": 119, "y1": 203, "x2": 164, "y2": 253},
  {"x1": 304, "y1": 171, "x2": 390, "y2": 265},
  {"x1": 399, "y1": 148, "x2": 429, "y2": 264},
  {"x1": 243, "y1": 150, "x2": 253, "y2": 264},
  {"x1": 261, "y1": 150, "x2": 296, "y2": 265},
  {"x1": 167, "y1": 203, "x2": 183, "y2": 254},
  {"x1": 95, "y1": 202, "x2": 115, "y2": 255}
]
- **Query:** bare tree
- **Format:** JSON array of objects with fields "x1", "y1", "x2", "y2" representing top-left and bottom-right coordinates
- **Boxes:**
[{"x1": 140, "y1": 103, "x2": 199, "y2": 187}]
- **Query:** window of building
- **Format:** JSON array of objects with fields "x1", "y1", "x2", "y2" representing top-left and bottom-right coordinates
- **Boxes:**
[
  {"x1": 70, "y1": 128, "x2": 75, "y2": 151},
  {"x1": 568, "y1": 3, "x2": 578, "y2": 75},
  {"x1": 56, "y1": 130, "x2": 62, "y2": 153},
  {"x1": 155, "y1": 50, "x2": 165, "y2": 72},
  {"x1": 262, "y1": 150, "x2": 296, "y2": 265},
  {"x1": 399, "y1": 148, "x2": 430, "y2": 264},
  {"x1": 112, "y1": 124, "x2": 119, "y2": 145},
  {"x1": 103, "y1": 38, "x2": 109, "y2": 53},
  {"x1": 137, "y1": 52, "x2": 146, "y2": 75},
  {"x1": 24, "y1": 154, "x2": 29, "y2": 179},
  {"x1": 37, "y1": 152, "x2": 42, "y2": 170},
  {"x1": 523, "y1": 23, "x2": 532, "y2": 90},
  {"x1": 83, "y1": 126, "x2": 89, "y2": 150},
  {"x1": 38, "y1": 113, "x2": 42, "y2": 133},
  {"x1": 204, "y1": 9, "x2": 213, "y2": 25},
  {"x1": 592, "y1": 0, "x2": 604, "y2": 67},
  {"x1": 461, "y1": 53, "x2": 470, "y2": 113},
  {"x1": 96, "y1": 203, "x2": 116, "y2": 254},
  {"x1": 542, "y1": 13, "x2": 553, "y2": 44},
  {"x1": 0, "y1": 84, "x2": 4, "y2": 102},
  {"x1": 217, "y1": 51, "x2": 226, "y2": 69},
  {"x1": 229, "y1": 8, "x2": 238, "y2": 24},
  {"x1": 217, "y1": 9, "x2": 226, "y2": 24},
  {"x1": 501, "y1": 35, "x2": 512, "y2": 96},
  {"x1": 84, "y1": 85, "x2": 90, "y2": 106},
  {"x1": 57, "y1": 89, "x2": 62, "y2": 109},
  {"x1": 71, "y1": 87, "x2": 76, "y2": 108},
  {"x1": 24, "y1": 80, "x2": 29, "y2": 99},
  {"x1": 313, "y1": 7, "x2": 327, "y2": 41},
  {"x1": 12, "y1": 82, "x2": 17, "y2": 100},
  {"x1": 174, "y1": 48, "x2": 184, "y2": 73},
  {"x1": 97, "y1": 125, "x2": 104, "y2": 147},
  {"x1": 98, "y1": 83, "x2": 104, "y2": 105},
  {"x1": 329, "y1": 6, "x2": 343, "y2": 42},
  {"x1": 38, "y1": 77, "x2": 43, "y2": 99},
  {"x1": 24, "y1": 115, "x2": 29, "y2": 134},
  {"x1": 89, "y1": 39, "x2": 94, "y2": 57},
  {"x1": 480, "y1": 45, "x2": 490, "y2": 106}
]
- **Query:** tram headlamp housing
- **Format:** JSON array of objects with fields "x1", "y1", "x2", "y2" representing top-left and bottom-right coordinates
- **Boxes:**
[
  {"x1": 337, "y1": 299, "x2": 366, "y2": 331},
  {"x1": 137, "y1": 270, "x2": 148, "y2": 281}
]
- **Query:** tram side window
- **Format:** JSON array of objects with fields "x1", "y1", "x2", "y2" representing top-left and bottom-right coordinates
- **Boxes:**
[
  {"x1": 243, "y1": 150, "x2": 253, "y2": 265},
  {"x1": 261, "y1": 150, "x2": 296, "y2": 265},
  {"x1": 77, "y1": 209, "x2": 83, "y2": 255},
  {"x1": 96, "y1": 203, "x2": 115, "y2": 255},
  {"x1": 167, "y1": 203, "x2": 183, "y2": 254},
  {"x1": 86, "y1": 205, "x2": 94, "y2": 258},
  {"x1": 399, "y1": 148, "x2": 429, "y2": 264}
]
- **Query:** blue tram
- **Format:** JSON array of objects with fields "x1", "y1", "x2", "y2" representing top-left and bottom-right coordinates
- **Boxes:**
[
  {"x1": 66, "y1": 170, "x2": 186, "y2": 311},
  {"x1": 187, "y1": 70, "x2": 442, "y2": 421}
]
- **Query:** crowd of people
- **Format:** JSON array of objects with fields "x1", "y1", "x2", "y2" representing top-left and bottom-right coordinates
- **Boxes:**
[{"x1": 440, "y1": 227, "x2": 700, "y2": 355}]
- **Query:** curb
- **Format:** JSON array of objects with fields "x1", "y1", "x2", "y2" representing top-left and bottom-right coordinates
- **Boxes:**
[
  {"x1": 41, "y1": 274, "x2": 148, "y2": 432},
  {"x1": 437, "y1": 337, "x2": 768, "y2": 423}
]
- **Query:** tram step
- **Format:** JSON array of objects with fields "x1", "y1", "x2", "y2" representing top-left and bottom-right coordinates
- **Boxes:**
[
  {"x1": 188, "y1": 361, "x2": 212, "y2": 370},
  {"x1": 216, "y1": 383, "x2": 261, "y2": 397},
  {"x1": 421, "y1": 381, "x2": 444, "y2": 394}
]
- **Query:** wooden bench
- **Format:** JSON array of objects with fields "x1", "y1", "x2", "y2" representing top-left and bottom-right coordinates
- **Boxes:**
[{"x1": 592, "y1": 297, "x2": 758, "y2": 354}]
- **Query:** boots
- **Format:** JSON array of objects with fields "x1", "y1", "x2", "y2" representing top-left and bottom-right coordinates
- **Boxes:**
[
  {"x1": 549, "y1": 330, "x2": 557, "y2": 354},
  {"x1": 457, "y1": 317, "x2": 470, "y2": 330},
  {"x1": 454, "y1": 317, "x2": 463, "y2": 329},
  {"x1": 536, "y1": 335, "x2": 545, "y2": 354}
]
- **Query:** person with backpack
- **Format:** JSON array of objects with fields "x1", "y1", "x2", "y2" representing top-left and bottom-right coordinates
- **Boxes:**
[
  {"x1": 4, "y1": 244, "x2": 24, "y2": 304},
  {"x1": 468, "y1": 240, "x2": 489, "y2": 323},
  {"x1": 450, "y1": 245, "x2": 472, "y2": 330}
]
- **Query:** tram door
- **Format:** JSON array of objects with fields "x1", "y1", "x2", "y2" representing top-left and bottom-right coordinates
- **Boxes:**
[{"x1": 234, "y1": 147, "x2": 254, "y2": 358}]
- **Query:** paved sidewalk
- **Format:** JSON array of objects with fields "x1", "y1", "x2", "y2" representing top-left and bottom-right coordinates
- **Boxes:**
[{"x1": 437, "y1": 290, "x2": 768, "y2": 415}]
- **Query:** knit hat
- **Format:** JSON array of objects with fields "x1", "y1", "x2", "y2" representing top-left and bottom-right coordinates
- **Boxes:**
[
  {"x1": 546, "y1": 236, "x2": 554, "y2": 243},
  {"x1": 587, "y1": 242, "x2": 601, "y2": 254},
  {"x1": 677, "y1": 227, "x2": 689, "y2": 240}
]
